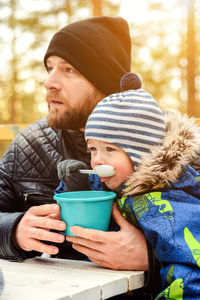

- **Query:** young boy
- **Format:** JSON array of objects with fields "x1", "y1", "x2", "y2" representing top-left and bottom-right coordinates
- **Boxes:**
[
  {"x1": 84, "y1": 88, "x2": 200, "y2": 299},
  {"x1": 58, "y1": 88, "x2": 200, "y2": 299}
]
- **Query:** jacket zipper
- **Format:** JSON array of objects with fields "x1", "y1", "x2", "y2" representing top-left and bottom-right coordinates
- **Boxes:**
[{"x1": 23, "y1": 191, "x2": 54, "y2": 203}]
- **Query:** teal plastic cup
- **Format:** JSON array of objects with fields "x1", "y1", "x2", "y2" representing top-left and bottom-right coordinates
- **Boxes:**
[{"x1": 54, "y1": 191, "x2": 116, "y2": 236}]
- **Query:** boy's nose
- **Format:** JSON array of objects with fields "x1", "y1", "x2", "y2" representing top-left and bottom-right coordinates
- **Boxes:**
[{"x1": 93, "y1": 153, "x2": 107, "y2": 166}]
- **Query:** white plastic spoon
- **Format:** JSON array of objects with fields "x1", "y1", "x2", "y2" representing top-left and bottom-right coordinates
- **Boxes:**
[{"x1": 79, "y1": 165, "x2": 116, "y2": 177}]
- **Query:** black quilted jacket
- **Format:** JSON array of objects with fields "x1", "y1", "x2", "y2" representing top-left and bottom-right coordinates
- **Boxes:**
[
  {"x1": 0, "y1": 117, "x2": 175, "y2": 296},
  {"x1": 0, "y1": 118, "x2": 90, "y2": 261}
]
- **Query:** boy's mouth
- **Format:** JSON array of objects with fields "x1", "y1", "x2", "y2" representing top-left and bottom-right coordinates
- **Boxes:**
[{"x1": 100, "y1": 176, "x2": 113, "y2": 182}]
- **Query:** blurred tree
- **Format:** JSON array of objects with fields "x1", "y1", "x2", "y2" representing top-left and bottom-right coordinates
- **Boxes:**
[
  {"x1": 0, "y1": 0, "x2": 60, "y2": 124},
  {"x1": 186, "y1": 0, "x2": 196, "y2": 116},
  {"x1": 130, "y1": 1, "x2": 179, "y2": 111},
  {"x1": 1, "y1": 0, "x2": 199, "y2": 125},
  {"x1": 8, "y1": 0, "x2": 17, "y2": 123},
  {"x1": 92, "y1": 0, "x2": 103, "y2": 16},
  {"x1": 130, "y1": 0, "x2": 200, "y2": 116},
  {"x1": 0, "y1": 0, "x2": 120, "y2": 124}
]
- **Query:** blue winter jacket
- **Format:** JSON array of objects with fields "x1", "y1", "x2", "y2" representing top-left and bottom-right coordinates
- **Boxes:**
[{"x1": 90, "y1": 112, "x2": 200, "y2": 299}]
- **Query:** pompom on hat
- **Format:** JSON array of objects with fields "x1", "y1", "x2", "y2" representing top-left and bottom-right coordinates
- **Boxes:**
[
  {"x1": 85, "y1": 89, "x2": 166, "y2": 168},
  {"x1": 120, "y1": 72, "x2": 142, "y2": 91}
]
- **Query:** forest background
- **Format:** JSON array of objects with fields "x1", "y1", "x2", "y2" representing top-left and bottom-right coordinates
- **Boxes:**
[{"x1": 0, "y1": 0, "x2": 200, "y2": 154}]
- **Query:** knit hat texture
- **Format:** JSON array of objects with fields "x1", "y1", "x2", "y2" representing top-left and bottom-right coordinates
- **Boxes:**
[
  {"x1": 85, "y1": 89, "x2": 166, "y2": 167},
  {"x1": 44, "y1": 16, "x2": 134, "y2": 95}
]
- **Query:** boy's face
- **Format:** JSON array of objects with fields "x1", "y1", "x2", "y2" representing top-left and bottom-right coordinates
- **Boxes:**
[{"x1": 87, "y1": 139, "x2": 134, "y2": 190}]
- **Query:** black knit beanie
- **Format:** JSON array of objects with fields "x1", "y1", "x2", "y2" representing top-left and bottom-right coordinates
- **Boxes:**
[{"x1": 44, "y1": 16, "x2": 141, "y2": 96}]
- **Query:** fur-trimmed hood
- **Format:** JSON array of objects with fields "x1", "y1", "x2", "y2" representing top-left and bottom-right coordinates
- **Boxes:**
[{"x1": 123, "y1": 112, "x2": 200, "y2": 196}]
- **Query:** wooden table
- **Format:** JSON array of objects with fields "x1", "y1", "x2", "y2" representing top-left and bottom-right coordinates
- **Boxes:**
[{"x1": 0, "y1": 257, "x2": 144, "y2": 300}]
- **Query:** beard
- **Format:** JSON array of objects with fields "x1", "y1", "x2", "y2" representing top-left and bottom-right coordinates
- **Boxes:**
[{"x1": 47, "y1": 90, "x2": 104, "y2": 130}]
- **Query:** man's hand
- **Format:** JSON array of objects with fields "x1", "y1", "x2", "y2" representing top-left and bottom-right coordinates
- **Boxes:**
[
  {"x1": 57, "y1": 159, "x2": 89, "y2": 192},
  {"x1": 66, "y1": 203, "x2": 148, "y2": 270},
  {"x1": 15, "y1": 204, "x2": 66, "y2": 255}
]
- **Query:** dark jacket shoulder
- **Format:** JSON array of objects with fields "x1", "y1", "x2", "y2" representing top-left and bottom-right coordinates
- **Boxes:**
[
  {"x1": 0, "y1": 118, "x2": 88, "y2": 261},
  {"x1": 1, "y1": 118, "x2": 61, "y2": 181}
]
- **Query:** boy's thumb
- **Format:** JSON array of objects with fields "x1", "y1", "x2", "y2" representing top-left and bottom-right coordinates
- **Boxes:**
[{"x1": 112, "y1": 202, "x2": 129, "y2": 229}]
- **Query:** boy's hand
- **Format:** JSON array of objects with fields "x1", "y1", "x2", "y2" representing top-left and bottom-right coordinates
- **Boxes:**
[
  {"x1": 66, "y1": 203, "x2": 149, "y2": 271},
  {"x1": 57, "y1": 159, "x2": 89, "y2": 191}
]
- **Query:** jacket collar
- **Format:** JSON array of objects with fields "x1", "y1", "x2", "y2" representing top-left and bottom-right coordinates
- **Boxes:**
[{"x1": 123, "y1": 112, "x2": 200, "y2": 196}]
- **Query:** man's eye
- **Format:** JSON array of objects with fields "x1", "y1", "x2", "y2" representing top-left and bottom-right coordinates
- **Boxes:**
[
  {"x1": 65, "y1": 67, "x2": 74, "y2": 73},
  {"x1": 47, "y1": 66, "x2": 52, "y2": 73},
  {"x1": 89, "y1": 147, "x2": 96, "y2": 152}
]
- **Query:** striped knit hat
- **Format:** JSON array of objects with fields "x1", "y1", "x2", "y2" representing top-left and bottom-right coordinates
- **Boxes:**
[{"x1": 85, "y1": 89, "x2": 166, "y2": 167}]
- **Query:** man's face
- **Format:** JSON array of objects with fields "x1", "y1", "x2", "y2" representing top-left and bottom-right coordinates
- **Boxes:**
[{"x1": 44, "y1": 56, "x2": 105, "y2": 130}]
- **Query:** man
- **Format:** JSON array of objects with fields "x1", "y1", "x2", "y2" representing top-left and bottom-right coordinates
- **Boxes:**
[{"x1": 0, "y1": 16, "x2": 161, "y2": 297}]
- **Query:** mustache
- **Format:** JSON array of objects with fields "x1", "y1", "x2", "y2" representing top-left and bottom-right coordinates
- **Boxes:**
[{"x1": 46, "y1": 91, "x2": 64, "y2": 102}]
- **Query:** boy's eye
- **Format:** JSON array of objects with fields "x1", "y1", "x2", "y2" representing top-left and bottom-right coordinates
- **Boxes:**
[{"x1": 106, "y1": 147, "x2": 116, "y2": 152}]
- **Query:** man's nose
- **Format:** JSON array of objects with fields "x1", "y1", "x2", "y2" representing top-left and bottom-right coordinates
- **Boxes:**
[{"x1": 43, "y1": 70, "x2": 62, "y2": 90}]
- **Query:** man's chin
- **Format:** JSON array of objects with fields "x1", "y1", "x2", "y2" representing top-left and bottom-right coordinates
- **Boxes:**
[
  {"x1": 47, "y1": 117, "x2": 66, "y2": 130},
  {"x1": 47, "y1": 112, "x2": 63, "y2": 129},
  {"x1": 47, "y1": 111, "x2": 84, "y2": 130}
]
